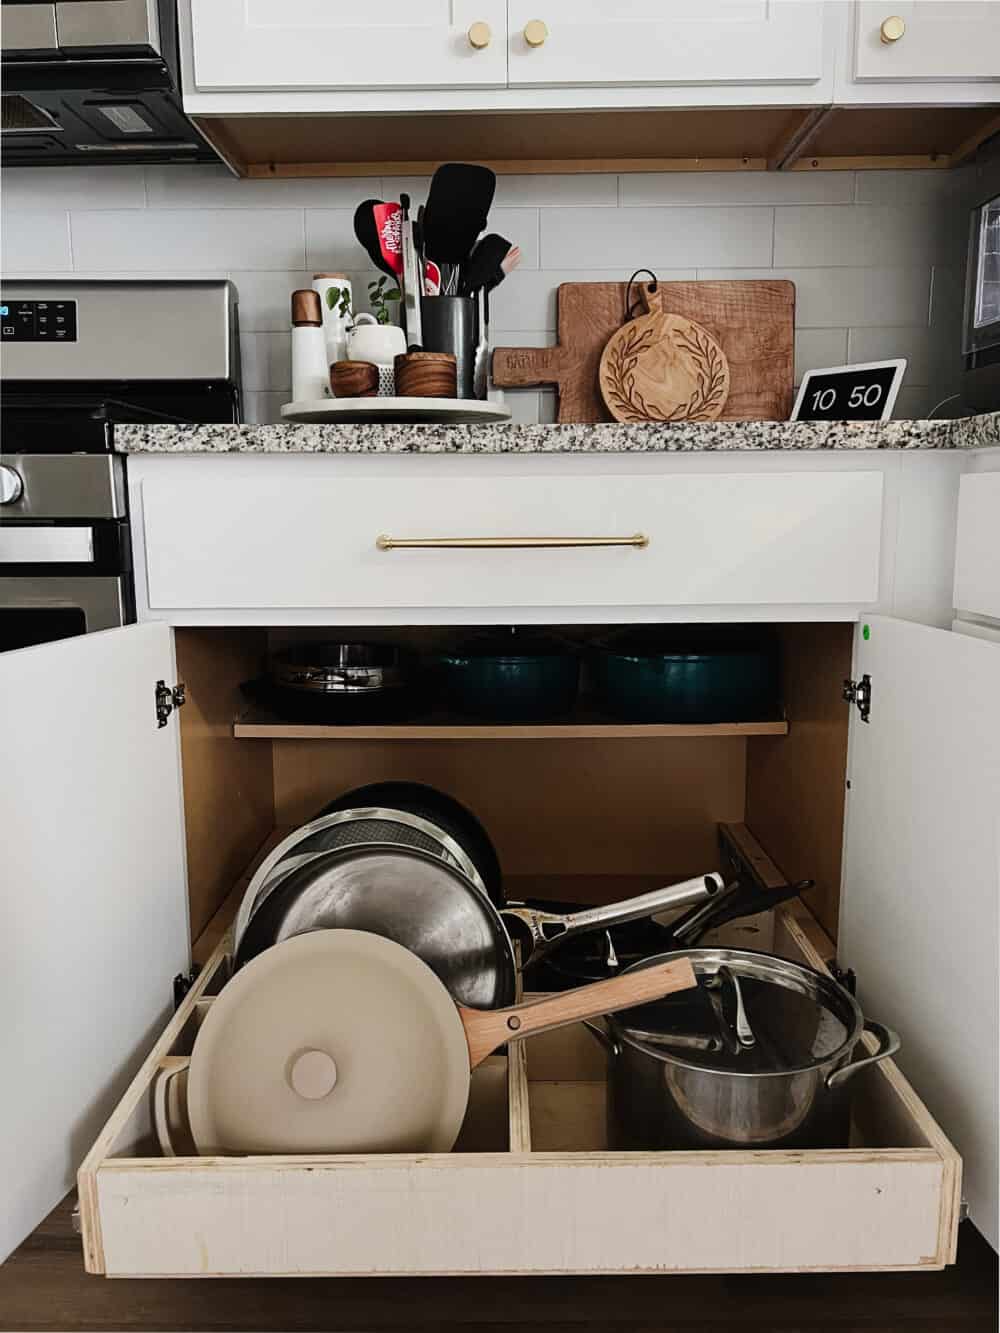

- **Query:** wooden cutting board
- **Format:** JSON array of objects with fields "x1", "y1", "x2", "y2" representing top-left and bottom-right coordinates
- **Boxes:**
[{"x1": 492, "y1": 280, "x2": 794, "y2": 424}]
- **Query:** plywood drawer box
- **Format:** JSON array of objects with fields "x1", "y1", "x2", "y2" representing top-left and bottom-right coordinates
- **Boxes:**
[
  {"x1": 78, "y1": 901, "x2": 960, "y2": 1278},
  {"x1": 132, "y1": 456, "x2": 884, "y2": 616}
]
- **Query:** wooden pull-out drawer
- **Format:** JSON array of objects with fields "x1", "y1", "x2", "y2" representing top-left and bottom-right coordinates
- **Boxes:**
[
  {"x1": 135, "y1": 461, "x2": 883, "y2": 617},
  {"x1": 78, "y1": 897, "x2": 958, "y2": 1278}
]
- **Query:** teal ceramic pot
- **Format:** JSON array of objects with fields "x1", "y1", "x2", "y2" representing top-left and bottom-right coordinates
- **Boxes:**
[
  {"x1": 438, "y1": 634, "x2": 580, "y2": 721},
  {"x1": 592, "y1": 628, "x2": 780, "y2": 724}
]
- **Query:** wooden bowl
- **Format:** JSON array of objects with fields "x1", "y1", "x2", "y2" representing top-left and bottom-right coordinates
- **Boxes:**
[
  {"x1": 331, "y1": 360, "x2": 379, "y2": 398},
  {"x1": 394, "y1": 352, "x2": 457, "y2": 399}
]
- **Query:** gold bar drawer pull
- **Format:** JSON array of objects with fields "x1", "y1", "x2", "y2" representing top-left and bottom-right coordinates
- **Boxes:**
[{"x1": 376, "y1": 533, "x2": 650, "y2": 551}]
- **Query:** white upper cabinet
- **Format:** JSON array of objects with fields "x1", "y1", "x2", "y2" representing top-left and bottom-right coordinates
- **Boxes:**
[
  {"x1": 507, "y1": 0, "x2": 825, "y2": 88},
  {"x1": 188, "y1": 0, "x2": 509, "y2": 92},
  {"x1": 846, "y1": 1, "x2": 1000, "y2": 91}
]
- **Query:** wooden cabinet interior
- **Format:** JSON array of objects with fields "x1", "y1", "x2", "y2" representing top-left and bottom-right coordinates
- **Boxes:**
[
  {"x1": 198, "y1": 104, "x2": 1000, "y2": 178},
  {"x1": 174, "y1": 621, "x2": 852, "y2": 941}
]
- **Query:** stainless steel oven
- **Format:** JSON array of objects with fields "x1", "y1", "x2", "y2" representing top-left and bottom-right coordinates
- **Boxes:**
[
  {"x1": 963, "y1": 189, "x2": 1000, "y2": 411},
  {"x1": 0, "y1": 278, "x2": 240, "y2": 652},
  {"x1": 0, "y1": 452, "x2": 130, "y2": 650}
]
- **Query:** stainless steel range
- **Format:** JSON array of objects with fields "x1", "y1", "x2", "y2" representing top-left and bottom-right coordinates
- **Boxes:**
[{"x1": 0, "y1": 278, "x2": 240, "y2": 651}]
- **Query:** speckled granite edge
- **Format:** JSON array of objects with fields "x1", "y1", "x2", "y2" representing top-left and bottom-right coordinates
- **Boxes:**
[{"x1": 117, "y1": 413, "x2": 1000, "y2": 454}]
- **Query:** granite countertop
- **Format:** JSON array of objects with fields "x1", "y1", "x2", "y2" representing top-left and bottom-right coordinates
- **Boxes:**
[{"x1": 118, "y1": 413, "x2": 999, "y2": 454}]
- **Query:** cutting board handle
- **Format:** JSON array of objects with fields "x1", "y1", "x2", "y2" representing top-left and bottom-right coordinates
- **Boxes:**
[
  {"x1": 491, "y1": 344, "x2": 566, "y2": 389},
  {"x1": 460, "y1": 956, "x2": 697, "y2": 1069}
]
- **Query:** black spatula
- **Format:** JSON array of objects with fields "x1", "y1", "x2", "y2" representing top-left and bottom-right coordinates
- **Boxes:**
[
  {"x1": 422, "y1": 163, "x2": 497, "y2": 269},
  {"x1": 459, "y1": 233, "x2": 512, "y2": 297}
]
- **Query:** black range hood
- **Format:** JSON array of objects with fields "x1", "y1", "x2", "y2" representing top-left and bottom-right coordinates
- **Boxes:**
[{"x1": 1, "y1": 0, "x2": 219, "y2": 165}]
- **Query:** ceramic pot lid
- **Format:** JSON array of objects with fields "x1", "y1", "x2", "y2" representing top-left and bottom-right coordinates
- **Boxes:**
[{"x1": 187, "y1": 930, "x2": 472, "y2": 1155}]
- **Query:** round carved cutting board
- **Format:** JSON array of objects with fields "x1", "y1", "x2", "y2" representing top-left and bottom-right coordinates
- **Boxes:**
[{"x1": 599, "y1": 285, "x2": 730, "y2": 423}]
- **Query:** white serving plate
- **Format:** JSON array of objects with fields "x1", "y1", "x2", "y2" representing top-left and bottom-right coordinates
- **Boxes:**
[{"x1": 280, "y1": 398, "x2": 512, "y2": 425}]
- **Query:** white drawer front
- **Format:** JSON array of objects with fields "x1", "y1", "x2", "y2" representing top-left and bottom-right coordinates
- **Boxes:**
[{"x1": 141, "y1": 471, "x2": 883, "y2": 612}]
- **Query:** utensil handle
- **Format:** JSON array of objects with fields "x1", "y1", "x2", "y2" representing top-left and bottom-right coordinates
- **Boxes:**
[
  {"x1": 555, "y1": 873, "x2": 724, "y2": 939},
  {"x1": 460, "y1": 956, "x2": 697, "y2": 1069},
  {"x1": 376, "y1": 533, "x2": 649, "y2": 551},
  {"x1": 825, "y1": 1020, "x2": 901, "y2": 1090},
  {"x1": 152, "y1": 1057, "x2": 190, "y2": 1158}
]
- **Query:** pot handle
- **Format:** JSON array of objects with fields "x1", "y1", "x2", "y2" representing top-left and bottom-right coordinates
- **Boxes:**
[
  {"x1": 152, "y1": 1057, "x2": 190, "y2": 1158},
  {"x1": 825, "y1": 1020, "x2": 901, "y2": 1090},
  {"x1": 582, "y1": 1019, "x2": 620, "y2": 1057}
]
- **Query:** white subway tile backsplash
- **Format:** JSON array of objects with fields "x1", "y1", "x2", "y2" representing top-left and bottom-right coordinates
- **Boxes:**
[
  {"x1": 622, "y1": 172, "x2": 854, "y2": 207},
  {"x1": 383, "y1": 174, "x2": 618, "y2": 208},
  {"x1": 146, "y1": 165, "x2": 378, "y2": 210},
  {"x1": 794, "y1": 328, "x2": 849, "y2": 382},
  {"x1": 504, "y1": 389, "x2": 544, "y2": 424},
  {"x1": 491, "y1": 268, "x2": 698, "y2": 332},
  {"x1": 243, "y1": 391, "x2": 288, "y2": 425},
  {"x1": 541, "y1": 207, "x2": 773, "y2": 269},
  {"x1": 848, "y1": 326, "x2": 937, "y2": 385},
  {"x1": 305, "y1": 210, "x2": 382, "y2": 273},
  {"x1": 2, "y1": 166, "x2": 145, "y2": 211},
  {"x1": 854, "y1": 169, "x2": 971, "y2": 207},
  {"x1": 774, "y1": 205, "x2": 951, "y2": 269},
  {"x1": 1, "y1": 212, "x2": 72, "y2": 271},
  {"x1": 242, "y1": 331, "x2": 291, "y2": 392},
  {"x1": 71, "y1": 209, "x2": 304, "y2": 271},
  {"x1": 487, "y1": 209, "x2": 540, "y2": 268},
  {"x1": 231, "y1": 270, "x2": 313, "y2": 331},
  {"x1": 698, "y1": 267, "x2": 932, "y2": 329},
  {"x1": 0, "y1": 165, "x2": 964, "y2": 424}
]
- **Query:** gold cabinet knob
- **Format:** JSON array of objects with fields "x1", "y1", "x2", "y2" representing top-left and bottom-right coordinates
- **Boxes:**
[
  {"x1": 523, "y1": 18, "x2": 549, "y2": 47},
  {"x1": 467, "y1": 20, "x2": 492, "y2": 49},
  {"x1": 880, "y1": 15, "x2": 906, "y2": 42}
]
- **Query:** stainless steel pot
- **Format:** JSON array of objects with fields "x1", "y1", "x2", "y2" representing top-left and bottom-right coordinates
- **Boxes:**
[
  {"x1": 588, "y1": 947, "x2": 900, "y2": 1150},
  {"x1": 233, "y1": 845, "x2": 724, "y2": 1010}
]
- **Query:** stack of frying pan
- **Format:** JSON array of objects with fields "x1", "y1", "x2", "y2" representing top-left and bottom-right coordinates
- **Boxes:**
[{"x1": 168, "y1": 783, "x2": 811, "y2": 1158}]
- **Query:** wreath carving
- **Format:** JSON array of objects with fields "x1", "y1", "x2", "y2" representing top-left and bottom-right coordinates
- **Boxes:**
[{"x1": 599, "y1": 295, "x2": 730, "y2": 424}]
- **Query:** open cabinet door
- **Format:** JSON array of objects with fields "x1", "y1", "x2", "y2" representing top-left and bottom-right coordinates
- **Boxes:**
[
  {"x1": 0, "y1": 624, "x2": 189, "y2": 1261},
  {"x1": 841, "y1": 616, "x2": 1000, "y2": 1250}
]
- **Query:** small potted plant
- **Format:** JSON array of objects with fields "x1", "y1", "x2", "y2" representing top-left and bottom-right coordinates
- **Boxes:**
[{"x1": 345, "y1": 277, "x2": 406, "y2": 393}]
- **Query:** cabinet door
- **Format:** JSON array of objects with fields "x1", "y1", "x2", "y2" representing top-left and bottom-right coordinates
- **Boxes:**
[
  {"x1": 189, "y1": 0, "x2": 508, "y2": 92},
  {"x1": 854, "y1": 1, "x2": 1000, "y2": 81},
  {"x1": 0, "y1": 624, "x2": 189, "y2": 1262},
  {"x1": 954, "y1": 472, "x2": 1000, "y2": 624},
  {"x1": 507, "y1": 0, "x2": 824, "y2": 87},
  {"x1": 840, "y1": 616, "x2": 999, "y2": 1248}
]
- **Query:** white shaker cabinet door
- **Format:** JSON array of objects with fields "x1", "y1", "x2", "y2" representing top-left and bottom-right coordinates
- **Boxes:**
[
  {"x1": 853, "y1": 1, "x2": 1000, "y2": 82},
  {"x1": 954, "y1": 472, "x2": 1000, "y2": 625},
  {"x1": 0, "y1": 624, "x2": 189, "y2": 1262},
  {"x1": 188, "y1": 0, "x2": 509, "y2": 92},
  {"x1": 840, "y1": 616, "x2": 1000, "y2": 1249},
  {"x1": 507, "y1": 0, "x2": 825, "y2": 88}
]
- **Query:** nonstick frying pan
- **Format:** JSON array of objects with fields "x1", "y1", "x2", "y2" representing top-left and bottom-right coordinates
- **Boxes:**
[{"x1": 187, "y1": 929, "x2": 697, "y2": 1155}]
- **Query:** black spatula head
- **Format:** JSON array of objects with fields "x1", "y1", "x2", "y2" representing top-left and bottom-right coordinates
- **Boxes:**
[
  {"x1": 459, "y1": 234, "x2": 512, "y2": 296},
  {"x1": 353, "y1": 198, "x2": 396, "y2": 280},
  {"x1": 422, "y1": 163, "x2": 497, "y2": 266}
]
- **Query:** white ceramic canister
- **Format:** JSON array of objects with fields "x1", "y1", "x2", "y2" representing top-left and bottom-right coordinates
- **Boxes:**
[
  {"x1": 311, "y1": 273, "x2": 353, "y2": 366},
  {"x1": 290, "y1": 290, "x2": 331, "y2": 401},
  {"x1": 348, "y1": 314, "x2": 407, "y2": 396}
]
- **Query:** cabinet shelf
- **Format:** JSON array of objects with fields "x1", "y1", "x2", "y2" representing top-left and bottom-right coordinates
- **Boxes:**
[{"x1": 232, "y1": 708, "x2": 789, "y2": 741}]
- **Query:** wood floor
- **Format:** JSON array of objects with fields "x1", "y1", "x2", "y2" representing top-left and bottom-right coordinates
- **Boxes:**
[{"x1": 1, "y1": 1193, "x2": 996, "y2": 1332}]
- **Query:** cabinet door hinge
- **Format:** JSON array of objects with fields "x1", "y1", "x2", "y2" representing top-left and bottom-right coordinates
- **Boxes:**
[
  {"x1": 843, "y1": 673, "x2": 872, "y2": 723},
  {"x1": 155, "y1": 679, "x2": 186, "y2": 729}
]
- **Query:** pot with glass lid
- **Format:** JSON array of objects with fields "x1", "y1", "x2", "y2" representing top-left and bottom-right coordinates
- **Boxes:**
[{"x1": 589, "y1": 948, "x2": 900, "y2": 1151}]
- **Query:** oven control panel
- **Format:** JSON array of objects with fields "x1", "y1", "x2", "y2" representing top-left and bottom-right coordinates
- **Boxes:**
[{"x1": 0, "y1": 299, "x2": 78, "y2": 342}]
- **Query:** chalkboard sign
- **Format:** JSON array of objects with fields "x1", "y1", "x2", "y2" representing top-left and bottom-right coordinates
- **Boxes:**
[{"x1": 791, "y1": 359, "x2": 906, "y2": 423}]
